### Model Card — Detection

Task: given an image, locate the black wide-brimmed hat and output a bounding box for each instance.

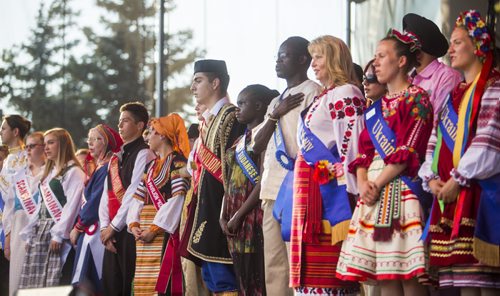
[403,13,449,57]
[193,59,228,76]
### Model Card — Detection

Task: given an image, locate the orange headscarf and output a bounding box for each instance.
[150,113,190,158]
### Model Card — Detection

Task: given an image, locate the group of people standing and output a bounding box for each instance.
[0,8,499,296]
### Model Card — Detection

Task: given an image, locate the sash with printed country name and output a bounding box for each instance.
[296,111,352,244]
[197,142,223,183]
[431,80,500,265]
[273,89,296,171]
[13,170,39,217]
[39,177,66,222]
[145,157,172,212]
[235,131,260,185]
[365,100,430,236]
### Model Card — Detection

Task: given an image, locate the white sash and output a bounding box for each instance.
[39,178,64,222]
[14,170,38,216]
[145,159,171,212]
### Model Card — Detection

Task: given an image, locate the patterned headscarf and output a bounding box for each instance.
[386,28,422,53]
[94,124,123,153]
[150,113,190,158]
[455,10,492,61]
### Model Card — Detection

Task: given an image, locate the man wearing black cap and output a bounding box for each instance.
[403,13,462,115]
[182,59,245,295]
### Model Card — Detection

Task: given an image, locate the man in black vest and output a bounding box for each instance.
[182,60,245,295]
[99,102,155,296]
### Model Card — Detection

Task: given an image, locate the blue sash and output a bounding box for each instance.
[235,131,260,185]
[438,96,458,153]
[273,90,295,171]
[272,170,294,241]
[272,89,296,241]
[297,110,352,229]
[475,174,500,257]
[364,100,431,205]
[437,96,500,258]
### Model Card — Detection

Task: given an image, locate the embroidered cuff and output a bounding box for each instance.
[150,224,164,235]
[450,168,470,187]
[110,222,120,232]
[384,146,420,177]
[129,222,140,230]
[422,174,440,193]
[348,153,373,174]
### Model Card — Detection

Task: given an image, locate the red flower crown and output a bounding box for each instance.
[455,10,492,61]
[386,28,422,53]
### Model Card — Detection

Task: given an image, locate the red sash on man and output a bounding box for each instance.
[107,155,125,220]
[196,142,223,184]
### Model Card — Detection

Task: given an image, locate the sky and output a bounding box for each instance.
[0,0,347,115]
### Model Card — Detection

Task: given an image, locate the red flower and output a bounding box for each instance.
[345,130,352,137]
[344,97,352,105]
[313,162,331,185]
[345,106,355,116]
[328,102,334,110]
[337,110,345,119]
[330,111,336,119]
[353,97,361,106]
[335,101,344,110]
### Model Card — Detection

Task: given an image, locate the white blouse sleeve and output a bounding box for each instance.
[455,82,500,182]
[50,166,86,243]
[126,196,144,230]
[329,86,365,195]
[98,176,110,230]
[418,121,439,192]
[152,195,185,234]
[110,149,152,231]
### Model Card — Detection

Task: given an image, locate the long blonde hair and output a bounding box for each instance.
[42,128,81,181]
[308,35,360,88]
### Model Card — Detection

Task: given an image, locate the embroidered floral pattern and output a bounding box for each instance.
[329,96,364,120]
[305,96,322,127]
[192,221,207,244]
[295,286,359,295]
[406,92,432,121]
[340,119,355,162]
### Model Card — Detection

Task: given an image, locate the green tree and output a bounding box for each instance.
[0,0,201,147]
[83,0,202,126]
[0,0,100,146]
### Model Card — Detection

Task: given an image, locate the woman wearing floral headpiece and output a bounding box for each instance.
[418,10,500,293]
[336,29,433,295]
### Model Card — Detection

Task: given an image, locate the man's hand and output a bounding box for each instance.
[104,240,117,254]
[271,93,305,119]
[100,226,116,244]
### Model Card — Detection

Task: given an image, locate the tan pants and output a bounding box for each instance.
[181,257,210,296]
[262,199,293,296]
[180,187,210,296]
